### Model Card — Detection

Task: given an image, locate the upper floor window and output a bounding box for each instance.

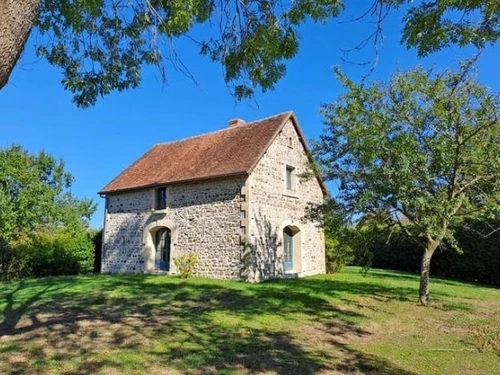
[155,187,167,210]
[286,165,296,192]
[287,136,293,148]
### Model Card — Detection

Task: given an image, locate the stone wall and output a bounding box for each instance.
[246,119,326,282]
[102,177,245,279]
[102,118,325,282]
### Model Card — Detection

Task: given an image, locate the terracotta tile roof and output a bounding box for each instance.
[99,111,327,195]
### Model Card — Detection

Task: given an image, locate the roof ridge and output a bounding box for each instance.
[154,111,293,148]
[245,110,293,125]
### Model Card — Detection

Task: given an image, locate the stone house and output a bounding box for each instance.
[99,111,327,282]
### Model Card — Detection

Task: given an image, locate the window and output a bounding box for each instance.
[286,165,295,192]
[283,225,301,273]
[283,227,294,271]
[288,136,293,148]
[154,227,171,271]
[155,187,167,210]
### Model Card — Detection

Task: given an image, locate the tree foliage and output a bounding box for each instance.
[32,0,342,107]
[0,145,95,241]
[313,61,500,304]
[3,1,500,107]
[395,0,500,56]
[0,145,96,279]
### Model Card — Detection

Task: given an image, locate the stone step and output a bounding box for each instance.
[148,270,171,275]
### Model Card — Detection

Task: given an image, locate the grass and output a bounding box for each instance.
[0,267,499,375]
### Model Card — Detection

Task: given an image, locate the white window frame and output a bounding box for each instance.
[284,165,297,197]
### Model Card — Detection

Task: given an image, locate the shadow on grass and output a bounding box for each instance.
[267,274,419,302]
[434,302,475,313]
[0,275,420,375]
[360,267,500,292]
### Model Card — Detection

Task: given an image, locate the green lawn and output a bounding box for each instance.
[0,267,499,375]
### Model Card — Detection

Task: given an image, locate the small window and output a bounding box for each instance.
[288,136,293,148]
[155,187,167,210]
[286,166,295,192]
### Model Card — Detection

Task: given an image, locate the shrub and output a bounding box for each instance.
[0,234,33,281]
[471,325,500,353]
[325,236,354,273]
[174,253,199,279]
[90,229,103,273]
[0,229,95,281]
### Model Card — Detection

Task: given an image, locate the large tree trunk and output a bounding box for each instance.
[418,238,440,306]
[0,0,41,91]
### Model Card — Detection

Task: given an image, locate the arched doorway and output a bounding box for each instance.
[283,225,301,273]
[154,227,171,271]
[143,219,177,273]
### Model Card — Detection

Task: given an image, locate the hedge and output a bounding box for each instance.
[0,229,96,281]
[353,219,500,286]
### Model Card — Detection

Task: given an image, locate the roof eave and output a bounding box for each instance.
[99,170,249,196]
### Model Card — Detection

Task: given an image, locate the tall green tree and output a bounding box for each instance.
[0,145,95,241]
[1,1,500,107]
[313,62,500,305]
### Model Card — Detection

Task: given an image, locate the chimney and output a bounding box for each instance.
[228,118,246,128]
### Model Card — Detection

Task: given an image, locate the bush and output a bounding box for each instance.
[91,229,103,273]
[471,325,500,353]
[0,229,95,281]
[0,234,32,281]
[174,253,199,279]
[325,236,354,273]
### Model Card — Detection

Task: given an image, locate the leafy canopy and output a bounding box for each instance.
[32,0,500,107]
[395,0,500,56]
[313,61,500,248]
[35,0,342,107]
[0,145,96,241]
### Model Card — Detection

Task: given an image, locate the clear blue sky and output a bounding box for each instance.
[1,6,499,228]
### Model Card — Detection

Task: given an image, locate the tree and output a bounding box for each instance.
[390,0,500,57]
[0,145,96,279]
[1,1,500,107]
[313,62,500,305]
[0,145,95,241]
[1,0,341,107]
[0,1,40,91]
